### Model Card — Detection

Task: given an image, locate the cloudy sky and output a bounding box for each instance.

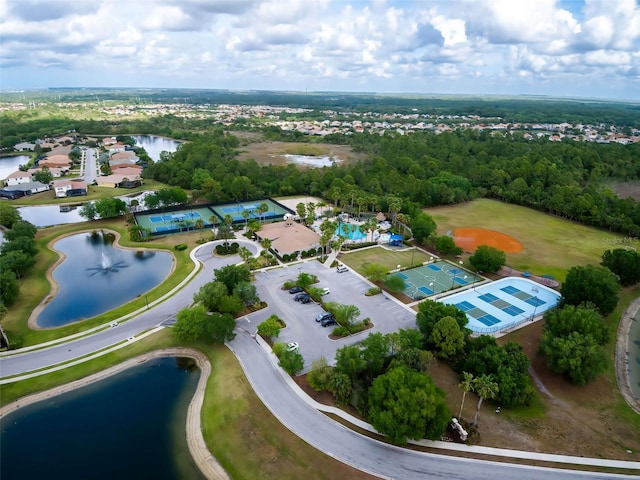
[1,0,639,100]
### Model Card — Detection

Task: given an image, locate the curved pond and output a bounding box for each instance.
[37,231,173,328]
[0,154,30,181]
[131,135,181,162]
[0,357,204,480]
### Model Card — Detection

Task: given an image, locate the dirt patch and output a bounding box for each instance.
[236,141,367,168]
[453,227,524,253]
[294,322,640,461]
[606,181,640,202]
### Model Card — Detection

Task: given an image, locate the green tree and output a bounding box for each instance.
[1,236,37,257]
[329,371,353,404]
[94,197,127,219]
[3,220,37,241]
[334,344,366,383]
[561,264,620,316]
[33,167,53,184]
[325,303,360,329]
[360,332,390,379]
[233,281,258,306]
[278,349,304,375]
[368,366,450,443]
[434,235,463,255]
[410,212,437,244]
[469,245,506,273]
[128,225,151,242]
[416,300,469,344]
[429,316,466,361]
[0,250,36,278]
[79,202,98,221]
[173,305,212,342]
[362,262,389,282]
[209,312,237,343]
[214,264,251,294]
[0,270,20,305]
[383,274,406,293]
[472,374,499,426]
[307,357,333,391]
[257,315,282,339]
[539,331,607,386]
[542,305,609,346]
[458,372,475,420]
[193,281,228,312]
[601,248,640,286]
[0,203,21,228]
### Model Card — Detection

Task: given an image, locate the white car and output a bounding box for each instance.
[286,342,299,352]
[321,287,330,295]
[336,265,348,273]
[109,321,119,328]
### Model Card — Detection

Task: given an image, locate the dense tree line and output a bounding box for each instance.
[140,129,640,237]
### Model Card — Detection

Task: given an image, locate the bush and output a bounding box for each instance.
[332,326,350,337]
[366,287,382,296]
[174,243,188,251]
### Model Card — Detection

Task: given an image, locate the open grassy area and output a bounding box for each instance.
[11,179,170,206]
[1,218,200,347]
[426,198,627,282]
[339,246,435,272]
[1,331,372,480]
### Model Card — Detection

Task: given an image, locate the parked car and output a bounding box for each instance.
[109,321,119,328]
[315,312,334,322]
[287,342,299,352]
[321,287,331,295]
[299,296,312,304]
[294,292,311,302]
[289,286,304,294]
[336,265,348,273]
[321,317,338,327]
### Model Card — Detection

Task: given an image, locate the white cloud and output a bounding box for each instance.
[0,0,638,99]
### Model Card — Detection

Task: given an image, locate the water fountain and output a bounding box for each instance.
[85,252,129,276]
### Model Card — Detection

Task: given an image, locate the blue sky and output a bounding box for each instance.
[1,0,639,100]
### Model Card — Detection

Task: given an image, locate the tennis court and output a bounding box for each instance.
[210,199,291,223]
[439,277,561,334]
[393,260,482,300]
[135,207,215,234]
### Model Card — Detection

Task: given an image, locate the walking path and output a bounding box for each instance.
[615,296,640,414]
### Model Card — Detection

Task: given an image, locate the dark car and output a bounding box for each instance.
[289,286,304,294]
[299,295,312,304]
[315,311,333,322]
[294,293,311,302]
[321,317,338,327]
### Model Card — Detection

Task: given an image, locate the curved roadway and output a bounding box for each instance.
[0,240,634,479]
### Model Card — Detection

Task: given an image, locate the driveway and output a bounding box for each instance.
[247,260,416,371]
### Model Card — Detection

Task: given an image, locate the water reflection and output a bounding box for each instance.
[37,231,173,328]
[132,135,181,162]
[0,154,30,181]
[0,357,204,480]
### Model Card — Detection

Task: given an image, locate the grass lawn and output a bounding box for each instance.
[339,246,435,273]
[1,331,373,480]
[11,179,170,206]
[1,218,201,347]
[426,198,627,282]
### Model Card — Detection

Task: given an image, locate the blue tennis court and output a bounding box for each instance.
[440,277,561,334]
[210,199,291,223]
[135,206,216,235]
[427,264,442,271]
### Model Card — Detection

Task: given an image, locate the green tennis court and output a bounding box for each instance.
[135,206,215,234]
[393,260,481,300]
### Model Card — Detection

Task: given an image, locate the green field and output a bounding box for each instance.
[339,246,434,273]
[426,199,628,282]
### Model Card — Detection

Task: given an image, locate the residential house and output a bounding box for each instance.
[0,181,50,199]
[4,170,32,186]
[14,142,36,151]
[52,179,88,197]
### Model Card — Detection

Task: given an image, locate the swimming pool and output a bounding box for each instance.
[335,223,367,241]
[439,277,561,334]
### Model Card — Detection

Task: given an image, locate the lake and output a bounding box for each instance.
[37,232,173,328]
[132,135,181,162]
[0,154,30,181]
[0,357,205,480]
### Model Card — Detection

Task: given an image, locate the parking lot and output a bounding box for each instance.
[246,260,417,372]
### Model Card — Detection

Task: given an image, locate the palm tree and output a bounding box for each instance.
[241,208,250,230]
[260,237,272,253]
[458,372,475,420]
[472,374,499,426]
[257,202,269,223]
[194,218,204,239]
[208,215,219,234]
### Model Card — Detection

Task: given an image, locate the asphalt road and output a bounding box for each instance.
[0,240,255,377]
[229,330,624,480]
[0,242,630,479]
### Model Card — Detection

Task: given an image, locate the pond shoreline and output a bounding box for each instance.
[0,348,229,480]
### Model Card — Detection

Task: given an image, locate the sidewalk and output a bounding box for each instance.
[252,334,640,472]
